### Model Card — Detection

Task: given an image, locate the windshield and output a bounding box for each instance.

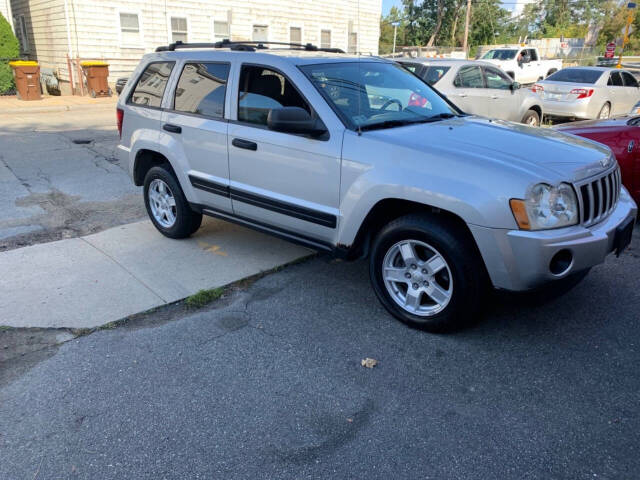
[300,62,457,130]
[482,49,517,60]
[545,68,604,84]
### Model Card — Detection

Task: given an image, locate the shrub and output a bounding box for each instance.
[0,13,20,94]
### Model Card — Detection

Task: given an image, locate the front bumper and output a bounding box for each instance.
[469,187,637,291]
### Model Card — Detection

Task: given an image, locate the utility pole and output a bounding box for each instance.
[462,0,472,58]
[617,2,636,69]
[392,21,400,55]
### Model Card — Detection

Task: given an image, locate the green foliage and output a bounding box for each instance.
[0,13,19,93]
[185,287,225,309]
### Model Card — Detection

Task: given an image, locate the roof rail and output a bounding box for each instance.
[156,39,345,54]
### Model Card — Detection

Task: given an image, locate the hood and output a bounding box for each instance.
[366,116,613,183]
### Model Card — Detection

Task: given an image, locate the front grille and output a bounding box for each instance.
[576,167,621,227]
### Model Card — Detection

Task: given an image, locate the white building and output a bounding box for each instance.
[8,0,382,88]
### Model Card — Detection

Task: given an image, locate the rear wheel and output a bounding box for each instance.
[598,103,611,119]
[521,109,540,127]
[144,165,202,239]
[369,214,486,332]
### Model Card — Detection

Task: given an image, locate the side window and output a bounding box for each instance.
[401,63,418,73]
[173,62,230,118]
[130,62,175,108]
[528,49,538,61]
[610,72,624,86]
[484,67,512,89]
[622,72,639,88]
[238,65,310,126]
[453,66,484,88]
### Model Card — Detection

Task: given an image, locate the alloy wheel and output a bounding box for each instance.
[148,179,177,228]
[382,239,453,316]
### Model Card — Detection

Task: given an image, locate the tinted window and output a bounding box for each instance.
[130,62,174,108]
[546,68,603,84]
[484,66,512,89]
[482,49,517,60]
[454,66,484,88]
[526,49,538,61]
[621,71,639,87]
[609,72,623,86]
[422,66,450,85]
[174,62,230,118]
[238,66,310,126]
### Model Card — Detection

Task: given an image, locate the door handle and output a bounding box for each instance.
[232,138,258,151]
[457,93,467,98]
[163,124,182,134]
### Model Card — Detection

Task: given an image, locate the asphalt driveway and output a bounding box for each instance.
[1,226,639,479]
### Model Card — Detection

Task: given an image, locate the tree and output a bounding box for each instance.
[0,13,20,94]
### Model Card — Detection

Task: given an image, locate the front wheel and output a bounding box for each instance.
[521,109,540,127]
[369,214,486,332]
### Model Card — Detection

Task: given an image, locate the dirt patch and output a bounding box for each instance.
[0,189,146,252]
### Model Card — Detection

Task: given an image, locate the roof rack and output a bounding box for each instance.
[156,39,345,54]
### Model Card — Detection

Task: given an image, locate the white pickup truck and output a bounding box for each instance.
[480,46,562,85]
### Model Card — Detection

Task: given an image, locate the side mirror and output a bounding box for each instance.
[267,107,326,136]
[510,81,521,91]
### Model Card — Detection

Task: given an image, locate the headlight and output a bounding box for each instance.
[631,101,640,115]
[510,183,579,230]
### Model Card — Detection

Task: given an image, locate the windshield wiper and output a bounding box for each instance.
[359,113,458,132]
[420,112,457,123]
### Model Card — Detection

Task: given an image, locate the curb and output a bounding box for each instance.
[2,104,117,115]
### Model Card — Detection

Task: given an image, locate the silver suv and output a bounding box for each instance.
[117,41,637,332]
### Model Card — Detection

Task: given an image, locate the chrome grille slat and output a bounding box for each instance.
[575,166,620,227]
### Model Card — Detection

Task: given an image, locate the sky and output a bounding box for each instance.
[381,0,532,16]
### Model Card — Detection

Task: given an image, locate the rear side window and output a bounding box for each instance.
[173,62,230,118]
[608,72,624,86]
[129,62,175,108]
[621,71,639,87]
[546,68,603,84]
[454,66,484,88]
[238,65,310,126]
[422,66,450,85]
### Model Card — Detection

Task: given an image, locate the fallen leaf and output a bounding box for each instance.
[361,357,378,368]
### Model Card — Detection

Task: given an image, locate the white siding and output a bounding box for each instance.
[10,0,382,85]
[1,0,13,31]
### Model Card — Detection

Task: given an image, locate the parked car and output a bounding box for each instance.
[115,77,128,95]
[399,59,543,126]
[555,115,640,205]
[535,67,640,120]
[117,42,637,332]
[480,46,562,84]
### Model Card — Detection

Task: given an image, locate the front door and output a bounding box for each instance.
[482,66,519,121]
[227,64,342,244]
[162,61,232,213]
[450,65,489,116]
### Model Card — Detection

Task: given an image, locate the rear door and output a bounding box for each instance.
[227,64,342,244]
[621,71,640,112]
[608,71,626,115]
[450,65,488,116]
[162,61,232,212]
[482,65,519,121]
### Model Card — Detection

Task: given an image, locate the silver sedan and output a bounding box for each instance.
[398,58,544,126]
[536,66,640,120]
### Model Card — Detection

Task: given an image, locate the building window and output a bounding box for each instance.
[171,17,188,43]
[252,25,268,42]
[290,26,301,44]
[348,32,358,53]
[320,29,331,49]
[213,20,229,42]
[119,12,141,47]
[15,15,29,52]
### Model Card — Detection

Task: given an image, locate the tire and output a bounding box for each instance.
[598,103,611,119]
[369,213,487,333]
[143,165,202,239]
[521,109,540,127]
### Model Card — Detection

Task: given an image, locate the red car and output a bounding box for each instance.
[556,116,640,205]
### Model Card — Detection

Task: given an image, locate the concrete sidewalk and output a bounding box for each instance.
[0,218,312,329]
[0,95,117,115]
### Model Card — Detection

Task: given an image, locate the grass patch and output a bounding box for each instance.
[185,287,225,309]
[0,325,13,331]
